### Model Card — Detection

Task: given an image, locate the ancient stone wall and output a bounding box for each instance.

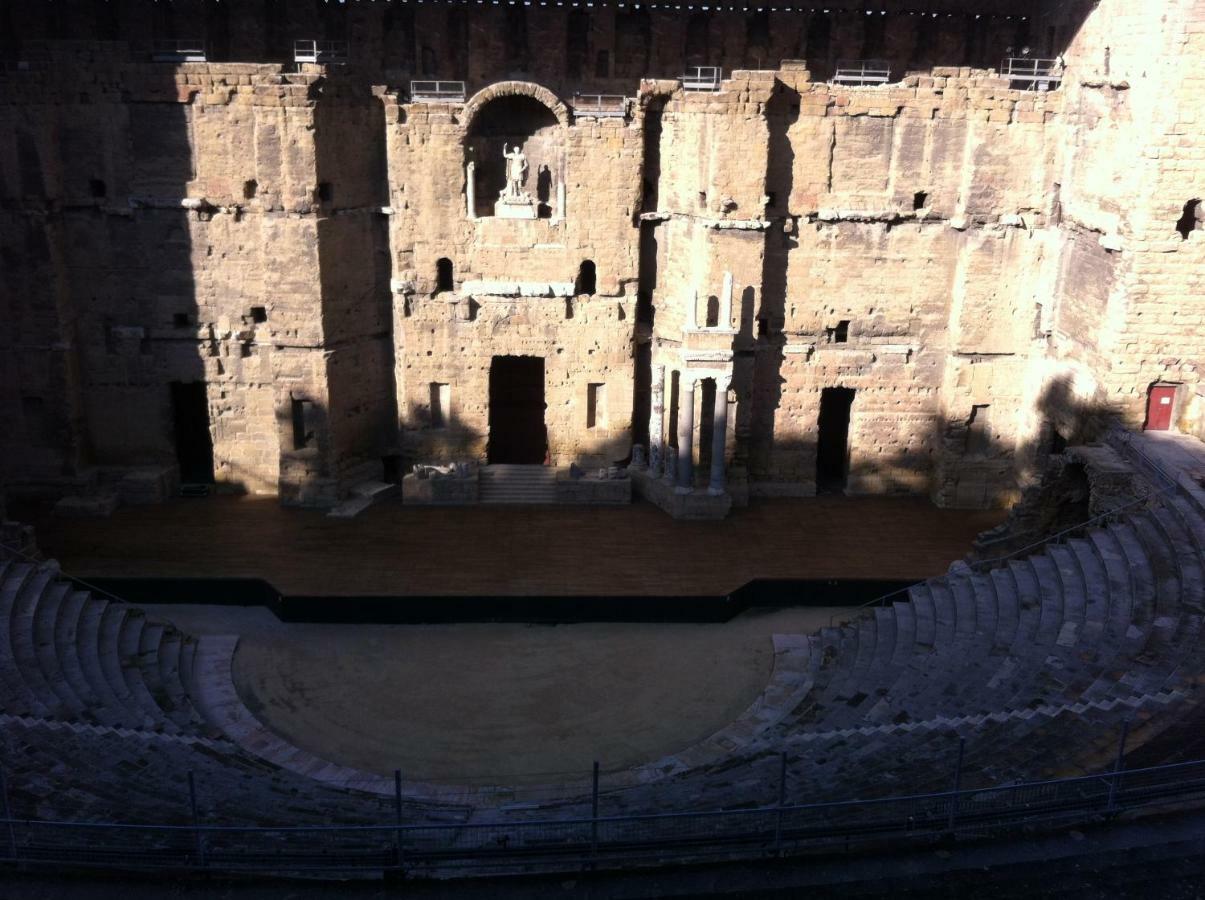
[0,0,1198,513]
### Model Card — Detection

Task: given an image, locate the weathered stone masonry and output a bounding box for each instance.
[0,0,1200,514]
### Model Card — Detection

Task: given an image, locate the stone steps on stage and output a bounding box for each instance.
[479,464,557,504]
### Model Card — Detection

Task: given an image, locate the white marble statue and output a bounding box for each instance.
[502,144,529,199]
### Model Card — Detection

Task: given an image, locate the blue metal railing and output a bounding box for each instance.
[2,753,1205,876]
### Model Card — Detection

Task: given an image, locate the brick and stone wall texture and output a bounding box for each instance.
[0,0,1198,508]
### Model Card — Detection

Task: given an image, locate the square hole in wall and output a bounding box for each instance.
[250,306,267,324]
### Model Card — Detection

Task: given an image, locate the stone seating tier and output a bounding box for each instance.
[0,496,1201,852]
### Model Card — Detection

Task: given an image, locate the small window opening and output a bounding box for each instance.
[587,383,606,429]
[833,320,850,343]
[576,260,596,296]
[173,313,191,328]
[913,191,928,211]
[435,257,454,293]
[291,397,315,450]
[706,295,720,327]
[429,382,450,428]
[698,191,708,208]
[1175,199,1202,240]
[250,306,267,324]
[89,178,106,198]
[317,182,333,203]
[243,179,258,200]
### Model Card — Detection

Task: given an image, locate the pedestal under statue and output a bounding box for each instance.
[495,144,539,220]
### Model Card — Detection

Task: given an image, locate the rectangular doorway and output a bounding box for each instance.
[488,356,546,464]
[816,387,855,494]
[170,381,215,484]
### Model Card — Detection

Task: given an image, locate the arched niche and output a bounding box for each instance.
[463,82,569,220]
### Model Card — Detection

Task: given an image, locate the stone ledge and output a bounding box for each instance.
[631,469,732,520]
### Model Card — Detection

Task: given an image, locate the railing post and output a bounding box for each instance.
[947,737,965,834]
[1107,720,1130,814]
[188,771,206,867]
[394,769,405,869]
[0,765,17,862]
[773,751,787,856]
[590,761,600,863]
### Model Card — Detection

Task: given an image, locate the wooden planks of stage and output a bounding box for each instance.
[18,495,1006,598]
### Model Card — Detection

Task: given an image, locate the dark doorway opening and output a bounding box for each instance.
[488,356,547,464]
[170,382,215,484]
[816,387,854,494]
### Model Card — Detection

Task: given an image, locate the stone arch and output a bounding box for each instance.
[461,81,571,134]
[464,82,569,219]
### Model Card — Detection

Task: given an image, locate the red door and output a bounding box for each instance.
[1145,385,1176,431]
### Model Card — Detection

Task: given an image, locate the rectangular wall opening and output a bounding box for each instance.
[816,386,855,494]
[430,382,450,428]
[170,381,215,484]
[587,383,606,429]
[488,356,546,464]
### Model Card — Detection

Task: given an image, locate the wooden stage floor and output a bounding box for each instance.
[17,495,1006,597]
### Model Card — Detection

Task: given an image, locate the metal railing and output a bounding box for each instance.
[832,59,892,86]
[409,80,467,103]
[1000,57,1063,91]
[681,66,722,91]
[571,93,628,118]
[3,748,1205,877]
[150,40,207,63]
[293,39,349,65]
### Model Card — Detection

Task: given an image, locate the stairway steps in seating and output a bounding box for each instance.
[968,572,999,647]
[33,580,87,715]
[75,596,126,724]
[1131,515,1182,622]
[1113,522,1157,629]
[1027,555,1066,647]
[10,565,66,717]
[1067,538,1108,627]
[1006,560,1042,653]
[948,575,978,639]
[156,629,203,729]
[1155,507,1205,609]
[929,581,957,649]
[119,611,176,732]
[910,585,936,649]
[1087,528,1135,638]
[1170,496,1205,554]
[1047,544,1087,643]
[137,621,173,720]
[890,601,916,665]
[54,588,97,711]
[989,567,1020,651]
[98,605,144,722]
[0,563,47,715]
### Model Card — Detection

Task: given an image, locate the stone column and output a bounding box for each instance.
[708,375,731,495]
[720,271,733,329]
[466,162,476,219]
[676,375,696,492]
[648,363,665,476]
[556,179,567,221]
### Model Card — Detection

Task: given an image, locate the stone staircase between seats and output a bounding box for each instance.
[479,464,557,504]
